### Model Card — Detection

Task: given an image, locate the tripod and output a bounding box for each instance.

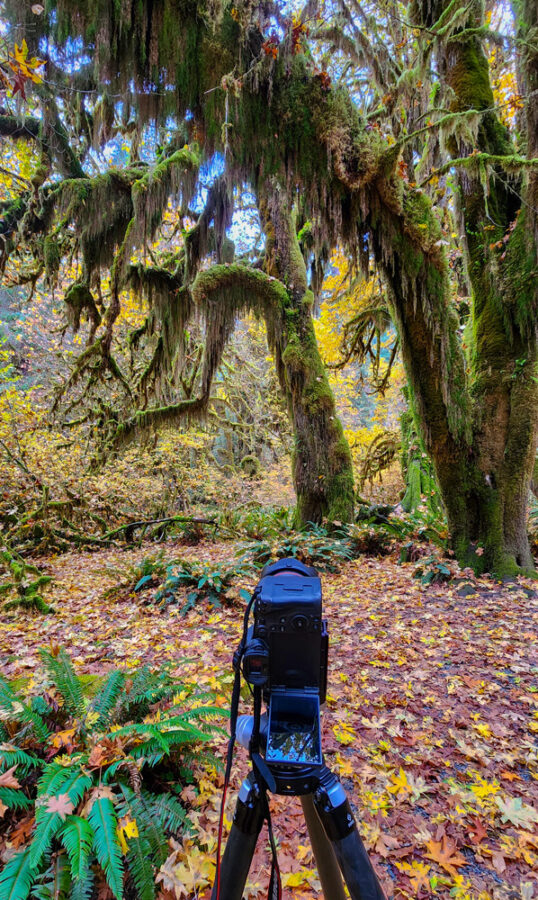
[211,761,387,900]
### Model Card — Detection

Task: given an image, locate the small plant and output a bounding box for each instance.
[131,550,170,592]
[0,548,54,614]
[0,647,224,900]
[217,505,295,541]
[412,554,453,585]
[239,523,353,572]
[342,522,392,557]
[150,558,249,613]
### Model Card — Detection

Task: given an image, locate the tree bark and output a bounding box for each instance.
[259,183,355,526]
[400,0,538,574]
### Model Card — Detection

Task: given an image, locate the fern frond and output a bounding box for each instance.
[29,811,64,870]
[39,649,84,717]
[60,816,94,880]
[146,792,191,836]
[0,847,34,900]
[0,786,32,810]
[88,797,124,900]
[118,668,179,719]
[0,747,39,773]
[89,671,125,729]
[37,765,72,799]
[126,836,155,900]
[59,769,93,806]
[117,786,168,868]
[0,685,49,743]
[69,866,93,900]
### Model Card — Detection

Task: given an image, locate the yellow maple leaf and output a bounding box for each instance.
[332,722,356,745]
[117,816,139,854]
[388,767,412,797]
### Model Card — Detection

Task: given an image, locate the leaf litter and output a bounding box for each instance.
[0,540,537,899]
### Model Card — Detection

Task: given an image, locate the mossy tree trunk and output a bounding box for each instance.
[388,0,538,574]
[259,183,355,526]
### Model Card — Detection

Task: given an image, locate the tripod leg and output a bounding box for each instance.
[301,794,348,900]
[313,772,387,900]
[211,776,264,900]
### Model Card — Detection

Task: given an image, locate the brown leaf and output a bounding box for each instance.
[10,815,35,847]
[0,765,21,789]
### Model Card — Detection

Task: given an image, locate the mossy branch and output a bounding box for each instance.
[419,153,538,186]
[114,397,208,447]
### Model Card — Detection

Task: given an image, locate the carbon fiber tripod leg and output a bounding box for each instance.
[313,769,387,900]
[300,794,348,900]
[210,776,264,900]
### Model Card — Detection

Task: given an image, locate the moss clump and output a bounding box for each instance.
[240,455,260,477]
[44,235,61,282]
[64,282,101,334]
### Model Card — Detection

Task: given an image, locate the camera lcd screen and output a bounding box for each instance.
[266,693,322,766]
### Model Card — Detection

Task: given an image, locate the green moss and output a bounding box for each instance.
[64,282,101,333]
[44,235,61,281]
[281,333,306,373]
[501,209,538,337]
[192,263,289,310]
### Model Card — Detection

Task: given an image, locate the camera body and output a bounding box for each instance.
[242,558,328,768]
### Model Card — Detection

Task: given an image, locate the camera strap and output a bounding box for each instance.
[215,592,257,900]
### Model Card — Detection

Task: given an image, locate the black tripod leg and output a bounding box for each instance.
[313,772,387,900]
[301,794,348,900]
[211,776,265,900]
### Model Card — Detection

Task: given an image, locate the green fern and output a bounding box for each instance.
[1,648,224,900]
[89,670,125,729]
[39,648,85,717]
[37,765,73,799]
[60,816,94,880]
[0,786,32,810]
[58,769,92,806]
[117,787,168,868]
[0,679,49,742]
[88,797,124,900]
[125,835,155,900]
[147,792,190,835]
[0,847,33,900]
[29,811,64,870]
[0,746,38,773]
[69,866,93,900]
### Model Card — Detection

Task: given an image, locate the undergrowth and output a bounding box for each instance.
[0,647,225,900]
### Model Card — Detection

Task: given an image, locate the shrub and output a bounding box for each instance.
[412,554,453,585]
[0,549,54,614]
[0,648,225,900]
[146,558,249,613]
[217,505,294,541]
[239,523,353,572]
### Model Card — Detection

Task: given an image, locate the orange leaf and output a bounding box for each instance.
[425,836,466,877]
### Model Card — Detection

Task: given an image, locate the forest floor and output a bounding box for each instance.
[1,539,537,900]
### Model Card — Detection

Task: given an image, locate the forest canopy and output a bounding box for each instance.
[0,0,537,575]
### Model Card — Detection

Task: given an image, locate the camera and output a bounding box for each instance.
[238,557,328,768]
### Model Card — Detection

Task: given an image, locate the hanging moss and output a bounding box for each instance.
[132,145,200,241]
[64,282,101,335]
[43,235,61,283]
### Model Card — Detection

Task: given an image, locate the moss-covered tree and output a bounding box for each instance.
[0,0,536,569]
